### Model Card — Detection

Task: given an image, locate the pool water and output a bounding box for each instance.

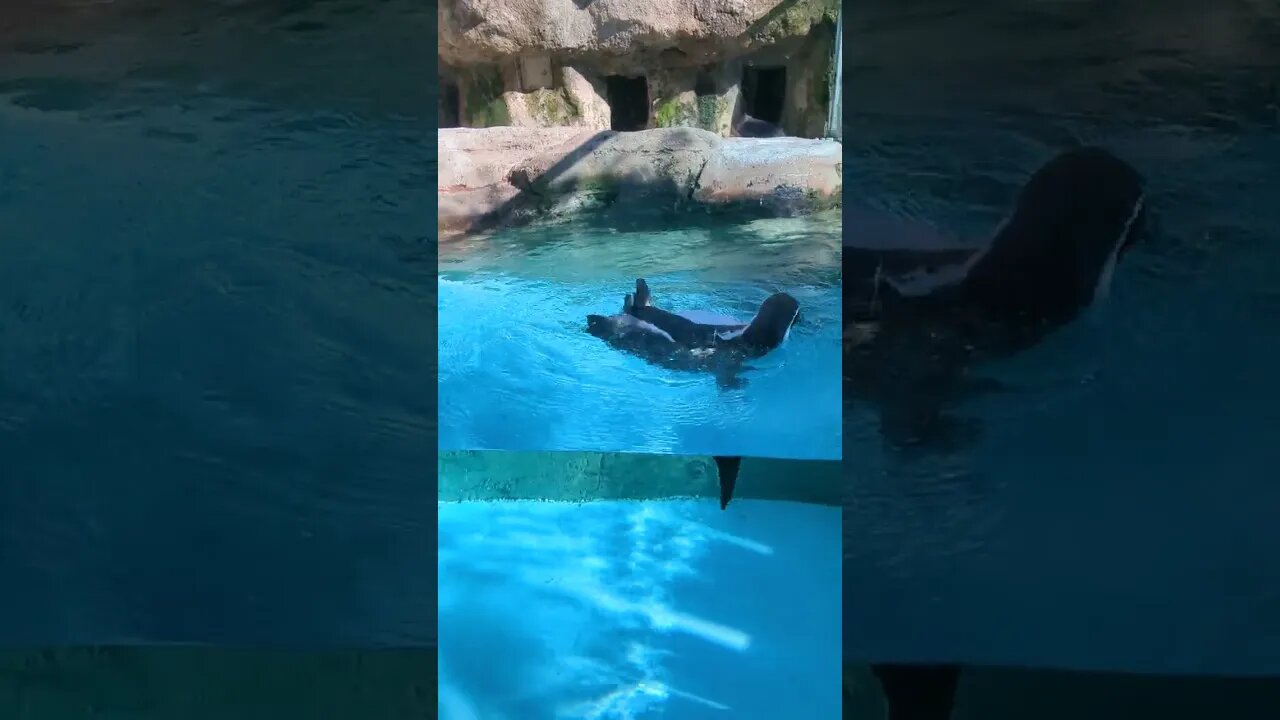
[843,0,1280,674]
[0,0,435,645]
[438,213,843,460]
[438,498,841,719]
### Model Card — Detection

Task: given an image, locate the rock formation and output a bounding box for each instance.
[437,0,839,139]
[438,126,841,236]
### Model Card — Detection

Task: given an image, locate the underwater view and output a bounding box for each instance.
[843,0,1280,676]
[0,1,435,645]
[438,451,841,720]
[438,213,842,460]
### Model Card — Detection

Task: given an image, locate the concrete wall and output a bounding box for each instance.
[0,648,433,718]
[439,450,841,506]
[844,664,1280,720]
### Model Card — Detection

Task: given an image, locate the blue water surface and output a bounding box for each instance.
[0,0,436,646]
[438,498,841,720]
[843,0,1280,675]
[439,213,842,460]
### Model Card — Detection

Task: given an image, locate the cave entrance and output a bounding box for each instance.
[695,69,717,97]
[741,65,786,126]
[440,80,461,128]
[605,75,649,131]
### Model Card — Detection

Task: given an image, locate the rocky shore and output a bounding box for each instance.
[439,126,842,237]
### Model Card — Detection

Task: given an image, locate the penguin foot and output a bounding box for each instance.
[634,278,651,309]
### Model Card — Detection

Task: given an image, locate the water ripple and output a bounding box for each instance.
[439,218,841,459]
[0,0,435,646]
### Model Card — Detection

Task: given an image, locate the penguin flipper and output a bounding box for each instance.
[712,456,741,510]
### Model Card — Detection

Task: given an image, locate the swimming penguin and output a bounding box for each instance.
[713,456,741,510]
[586,278,801,388]
[844,146,1147,449]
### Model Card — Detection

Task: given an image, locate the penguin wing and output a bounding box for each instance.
[845,251,973,325]
[676,309,747,327]
[605,314,677,344]
[843,205,966,252]
[626,317,677,343]
[844,206,977,318]
[881,262,971,297]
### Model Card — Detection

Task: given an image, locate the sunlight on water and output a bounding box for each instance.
[438,499,840,719]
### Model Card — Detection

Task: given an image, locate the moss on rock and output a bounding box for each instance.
[655,96,698,128]
[750,0,839,44]
[559,175,621,198]
[464,65,509,127]
[524,87,579,126]
[805,186,842,210]
[696,95,719,130]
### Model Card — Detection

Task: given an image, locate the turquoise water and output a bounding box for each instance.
[843,0,1280,675]
[0,0,435,645]
[439,213,842,460]
[438,498,841,719]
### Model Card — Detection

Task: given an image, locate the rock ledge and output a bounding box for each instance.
[438,126,842,236]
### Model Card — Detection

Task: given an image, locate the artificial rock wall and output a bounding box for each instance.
[438,0,839,138]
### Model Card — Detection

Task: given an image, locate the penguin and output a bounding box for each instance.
[844,147,1147,449]
[587,278,800,388]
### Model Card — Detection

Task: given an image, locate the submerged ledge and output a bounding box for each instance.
[438,126,842,238]
[438,450,841,506]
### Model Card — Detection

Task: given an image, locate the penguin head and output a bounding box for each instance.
[962,146,1147,332]
[742,292,801,351]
